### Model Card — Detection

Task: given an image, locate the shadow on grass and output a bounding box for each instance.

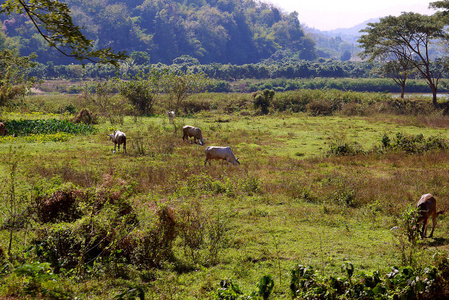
[426,237,449,247]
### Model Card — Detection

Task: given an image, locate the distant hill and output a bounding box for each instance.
[303,19,379,61]
[324,18,380,38]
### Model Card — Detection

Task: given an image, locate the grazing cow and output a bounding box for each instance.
[204,146,240,166]
[108,130,126,153]
[416,193,444,238]
[183,125,205,145]
[0,122,7,136]
[167,111,175,119]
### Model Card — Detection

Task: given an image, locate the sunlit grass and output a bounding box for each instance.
[1,97,449,298]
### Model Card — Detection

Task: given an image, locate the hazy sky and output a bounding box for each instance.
[267,0,435,31]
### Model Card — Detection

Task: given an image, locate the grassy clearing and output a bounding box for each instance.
[1,92,449,298]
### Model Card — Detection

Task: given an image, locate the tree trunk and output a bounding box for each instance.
[431,85,438,108]
[432,92,438,108]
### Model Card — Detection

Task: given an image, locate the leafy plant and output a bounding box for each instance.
[5,119,96,136]
[256,275,274,300]
[216,278,244,300]
[13,262,73,299]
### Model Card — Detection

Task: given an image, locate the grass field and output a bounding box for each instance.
[1,91,449,299]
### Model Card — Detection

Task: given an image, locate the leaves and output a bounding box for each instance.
[1,0,126,65]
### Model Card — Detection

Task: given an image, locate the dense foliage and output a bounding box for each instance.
[0,0,125,65]
[0,0,316,65]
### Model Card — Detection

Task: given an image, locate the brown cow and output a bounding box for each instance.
[0,122,7,136]
[416,193,444,238]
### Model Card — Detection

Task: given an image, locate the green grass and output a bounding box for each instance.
[1,94,449,299]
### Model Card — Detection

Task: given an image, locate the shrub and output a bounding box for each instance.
[253,89,275,114]
[327,141,364,156]
[120,78,157,116]
[306,99,334,116]
[129,206,177,269]
[34,190,83,223]
[378,132,449,154]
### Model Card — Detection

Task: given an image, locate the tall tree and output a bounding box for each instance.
[0,0,126,65]
[358,12,449,106]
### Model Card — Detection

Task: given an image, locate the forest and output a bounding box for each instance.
[0,0,317,65]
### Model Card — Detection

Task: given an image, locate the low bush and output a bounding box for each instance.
[378,132,449,154]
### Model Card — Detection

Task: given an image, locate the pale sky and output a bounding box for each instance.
[267,0,435,31]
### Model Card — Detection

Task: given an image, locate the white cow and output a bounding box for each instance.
[204,146,240,166]
[108,130,126,153]
[183,125,205,145]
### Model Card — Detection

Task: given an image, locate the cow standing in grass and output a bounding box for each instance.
[183,125,205,145]
[0,122,7,136]
[108,130,126,153]
[204,146,240,166]
[417,193,444,238]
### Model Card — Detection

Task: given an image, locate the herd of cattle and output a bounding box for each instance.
[106,122,442,239]
[0,118,443,238]
[108,121,240,166]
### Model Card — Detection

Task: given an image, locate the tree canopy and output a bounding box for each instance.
[0,0,126,65]
[358,12,449,106]
[0,0,317,65]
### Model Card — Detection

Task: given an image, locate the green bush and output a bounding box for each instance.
[380,132,449,154]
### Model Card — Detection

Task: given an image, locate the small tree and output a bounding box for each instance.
[253,89,275,114]
[0,50,38,106]
[161,72,210,114]
[378,59,415,99]
[81,81,131,124]
[119,71,162,116]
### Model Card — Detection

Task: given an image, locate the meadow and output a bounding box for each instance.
[1,89,449,299]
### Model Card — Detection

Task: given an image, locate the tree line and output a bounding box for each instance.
[27,55,374,81]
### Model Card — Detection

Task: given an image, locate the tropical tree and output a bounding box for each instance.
[379,60,415,98]
[358,12,449,106]
[0,0,126,65]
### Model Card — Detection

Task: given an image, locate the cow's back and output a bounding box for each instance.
[206,146,230,156]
